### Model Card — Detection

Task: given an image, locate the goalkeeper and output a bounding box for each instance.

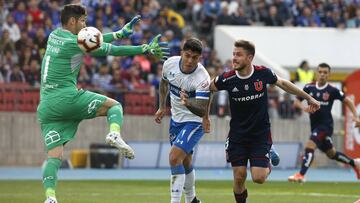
[38,4,169,203]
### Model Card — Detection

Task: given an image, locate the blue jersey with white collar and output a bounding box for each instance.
[299,82,345,131]
[214,65,278,143]
[162,56,210,123]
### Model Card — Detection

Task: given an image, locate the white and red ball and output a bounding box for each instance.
[77,27,103,53]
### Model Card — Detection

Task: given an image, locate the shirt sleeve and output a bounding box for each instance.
[162,59,170,81]
[333,88,345,101]
[265,68,278,84]
[195,75,211,100]
[214,73,226,91]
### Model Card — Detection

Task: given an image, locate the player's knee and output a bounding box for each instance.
[234,172,247,183]
[326,151,336,159]
[169,154,182,167]
[252,175,266,184]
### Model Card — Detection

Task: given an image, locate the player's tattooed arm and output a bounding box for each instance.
[155,78,169,124]
[180,90,208,117]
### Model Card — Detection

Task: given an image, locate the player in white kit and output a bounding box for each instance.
[155,38,211,203]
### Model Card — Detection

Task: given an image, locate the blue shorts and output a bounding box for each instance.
[169,119,204,154]
[225,137,271,168]
[310,128,333,152]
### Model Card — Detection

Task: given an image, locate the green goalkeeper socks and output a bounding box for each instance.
[42,157,61,198]
[107,104,124,133]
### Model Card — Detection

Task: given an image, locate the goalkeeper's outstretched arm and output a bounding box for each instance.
[91,34,170,60]
[102,15,141,43]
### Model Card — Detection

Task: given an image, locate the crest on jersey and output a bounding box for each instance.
[244,84,249,91]
[254,81,263,92]
[323,92,330,101]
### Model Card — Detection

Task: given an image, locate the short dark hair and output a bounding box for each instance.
[60,4,87,25]
[234,40,255,56]
[182,38,202,54]
[318,63,331,71]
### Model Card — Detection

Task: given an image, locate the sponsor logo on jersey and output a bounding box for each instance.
[244,84,249,91]
[232,92,265,102]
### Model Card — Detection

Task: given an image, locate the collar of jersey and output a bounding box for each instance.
[179,58,198,75]
[235,65,254,79]
[316,82,328,90]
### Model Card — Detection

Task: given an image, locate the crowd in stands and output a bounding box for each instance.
[0,0,356,116]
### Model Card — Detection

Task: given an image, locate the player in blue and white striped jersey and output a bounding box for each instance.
[155,38,211,203]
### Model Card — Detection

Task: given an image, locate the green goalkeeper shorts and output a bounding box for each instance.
[37,89,107,151]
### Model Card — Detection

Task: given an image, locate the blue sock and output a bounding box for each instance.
[171,165,185,175]
[185,165,193,175]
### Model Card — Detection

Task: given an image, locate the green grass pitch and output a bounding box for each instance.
[0,180,359,203]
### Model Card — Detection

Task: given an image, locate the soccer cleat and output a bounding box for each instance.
[288,172,305,183]
[352,158,360,179]
[191,197,202,203]
[270,146,280,166]
[44,196,57,203]
[105,132,135,159]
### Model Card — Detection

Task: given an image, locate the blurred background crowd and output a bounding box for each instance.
[1,0,359,117]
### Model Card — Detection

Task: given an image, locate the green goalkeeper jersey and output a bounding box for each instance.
[40,28,111,100]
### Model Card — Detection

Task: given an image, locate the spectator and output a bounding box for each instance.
[0,71,4,83]
[25,59,40,87]
[92,64,112,90]
[28,0,44,27]
[6,64,25,83]
[264,5,283,26]
[294,60,315,84]
[278,93,296,119]
[164,30,181,56]
[231,6,253,25]
[295,6,321,27]
[2,15,21,42]
[11,1,28,29]
[78,64,92,87]
[0,0,9,26]
[0,29,16,57]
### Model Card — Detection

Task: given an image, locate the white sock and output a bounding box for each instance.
[184,169,196,203]
[170,174,185,203]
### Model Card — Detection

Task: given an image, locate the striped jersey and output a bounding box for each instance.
[162,56,210,123]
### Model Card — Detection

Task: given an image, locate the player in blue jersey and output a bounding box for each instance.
[155,38,211,203]
[209,40,320,203]
[288,63,360,183]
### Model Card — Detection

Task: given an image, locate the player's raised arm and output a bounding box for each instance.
[275,77,320,113]
[343,97,360,127]
[102,15,141,43]
[91,34,170,61]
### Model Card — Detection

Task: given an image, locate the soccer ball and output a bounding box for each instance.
[77,27,103,53]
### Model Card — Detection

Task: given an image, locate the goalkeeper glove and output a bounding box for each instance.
[114,15,141,39]
[141,34,170,61]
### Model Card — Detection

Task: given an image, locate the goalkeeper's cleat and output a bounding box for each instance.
[352,158,360,179]
[105,132,135,159]
[270,146,280,166]
[191,197,201,203]
[288,172,305,183]
[44,196,57,203]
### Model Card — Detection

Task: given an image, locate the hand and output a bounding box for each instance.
[180,89,189,106]
[306,97,320,113]
[155,108,166,124]
[354,117,360,128]
[202,117,211,133]
[141,34,170,61]
[114,15,141,39]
